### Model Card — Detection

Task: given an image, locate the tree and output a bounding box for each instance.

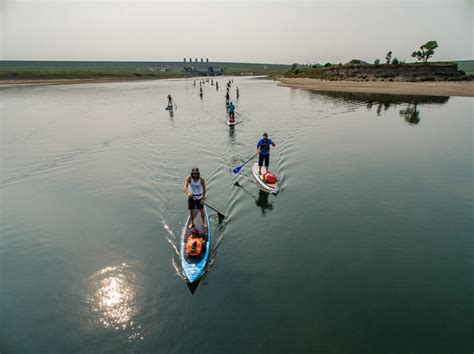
[324,62,332,67]
[385,51,392,64]
[411,41,438,63]
[291,63,298,70]
[374,59,380,66]
[392,57,399,65]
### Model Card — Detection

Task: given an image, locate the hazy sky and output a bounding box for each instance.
[1,0,472,63]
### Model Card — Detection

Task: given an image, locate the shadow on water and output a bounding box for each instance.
[314,90,450,126]
[228,125,235,141]
[234,181,274,216]
[186,279,201,294]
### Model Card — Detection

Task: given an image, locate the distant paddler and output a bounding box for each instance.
[166,94,175,110]
[216,81,219,90]
[257,132,276,175]
[228,102,235,123]
[193,80,196,87]
[184,167,207,229]
[225,91,230,106]
[200,87,203,98]
[236,86,240,98]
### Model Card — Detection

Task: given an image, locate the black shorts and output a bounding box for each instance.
[258,154,270,167]
[188,197,204,210]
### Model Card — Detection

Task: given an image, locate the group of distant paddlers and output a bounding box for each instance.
[167,80,279,283]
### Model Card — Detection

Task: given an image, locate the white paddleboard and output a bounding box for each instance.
[251,163,279,194]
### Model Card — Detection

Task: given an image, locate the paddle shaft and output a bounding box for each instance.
[234,145,272,173]
[236,151,259,171]
[201,201,225,219]
[192,197,225,219]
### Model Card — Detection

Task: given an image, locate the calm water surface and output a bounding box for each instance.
[1,78,472,353]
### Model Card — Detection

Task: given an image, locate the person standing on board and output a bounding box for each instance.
[167,94,174,109]
[228,102,235,123]
[184,168,207,229]
[216,81,219,90]
[225,91,230,106]
[256,132,275,175]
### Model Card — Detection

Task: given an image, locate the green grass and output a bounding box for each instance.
[0,67,192,80]
[0,61,290,80]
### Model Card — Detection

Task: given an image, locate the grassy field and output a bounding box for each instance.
[0,61,290,80]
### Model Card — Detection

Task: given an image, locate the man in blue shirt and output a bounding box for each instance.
[256,132,275,175]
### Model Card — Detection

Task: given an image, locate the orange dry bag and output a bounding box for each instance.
[186,235,203,257]
[263,172,277,184]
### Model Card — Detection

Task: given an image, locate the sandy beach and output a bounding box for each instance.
[277,78,474,97]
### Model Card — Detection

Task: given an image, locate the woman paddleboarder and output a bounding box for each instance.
[184,168,207,229]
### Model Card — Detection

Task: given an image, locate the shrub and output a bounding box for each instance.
[392,58,400,65]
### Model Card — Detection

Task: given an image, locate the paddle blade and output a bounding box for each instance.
[232,166,242,174]
[217,212,225,224]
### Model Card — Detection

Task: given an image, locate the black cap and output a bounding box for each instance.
[263,132,268,137]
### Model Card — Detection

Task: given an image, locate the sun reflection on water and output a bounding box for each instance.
[87,263,144,342]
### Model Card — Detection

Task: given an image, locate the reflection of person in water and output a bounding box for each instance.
[255,190,273,216]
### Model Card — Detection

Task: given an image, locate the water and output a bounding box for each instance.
[1,78,472,353]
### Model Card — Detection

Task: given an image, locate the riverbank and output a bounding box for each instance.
[0,77,165,88]
[277,78,474,97]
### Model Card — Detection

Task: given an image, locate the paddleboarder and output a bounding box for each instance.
[228,102,235,123]
[167,94,174,109]
[184,168,207,229]
[225,91,230,106]
[256,133,275,175]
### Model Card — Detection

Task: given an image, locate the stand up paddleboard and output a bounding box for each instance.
[180,206,211,283]
[252,163,279,194]
[227,114,236,126]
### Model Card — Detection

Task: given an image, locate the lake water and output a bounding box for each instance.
[1,78,472,353]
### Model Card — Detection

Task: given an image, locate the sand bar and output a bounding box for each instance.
[277,78,474,97]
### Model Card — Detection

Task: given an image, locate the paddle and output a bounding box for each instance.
[193,197,225,222]
[202,201,225,223]
[232,144,272,174]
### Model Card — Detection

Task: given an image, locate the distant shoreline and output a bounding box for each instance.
[0,77,167,88]
[277,78,474,97]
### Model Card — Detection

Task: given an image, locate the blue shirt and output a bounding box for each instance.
[228,104,235,113]
[257,138,273,155]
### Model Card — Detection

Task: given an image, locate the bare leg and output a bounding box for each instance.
[189,209,195,228]
[200,208,207,228]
